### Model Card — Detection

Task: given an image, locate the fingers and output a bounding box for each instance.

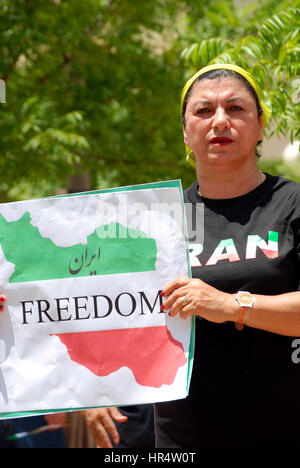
[105,407,128,445]
[109,406,128,423]
[168,294,192,319]
[84,407,127,448]
[85,411,115,448]
[161,278,201,319]
[161,279,189,312]
[161,277,191,298]
[96,416,118,447]
[162,286,191,318]
[161,279,192,312]
[0,295,6,313]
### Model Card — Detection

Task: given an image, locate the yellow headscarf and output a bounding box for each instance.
[181,64,272,168]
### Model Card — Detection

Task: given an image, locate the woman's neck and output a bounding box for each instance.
[196,164,265,199]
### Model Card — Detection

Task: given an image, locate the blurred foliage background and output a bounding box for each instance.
[0,0,299,202]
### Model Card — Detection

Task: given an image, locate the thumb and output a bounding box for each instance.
[109,406,128,423]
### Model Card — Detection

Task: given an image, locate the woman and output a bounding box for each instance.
[155,64,300,448]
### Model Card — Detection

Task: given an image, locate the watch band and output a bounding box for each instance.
[235,291,255,331]
[235,307,247,331]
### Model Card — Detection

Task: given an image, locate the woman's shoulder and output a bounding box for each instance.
[267,172,300,196]
[183,180,198,203]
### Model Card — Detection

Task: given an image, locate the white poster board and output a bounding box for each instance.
[0,180,194,418]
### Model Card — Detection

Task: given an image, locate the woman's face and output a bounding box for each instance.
[183,77,263,168]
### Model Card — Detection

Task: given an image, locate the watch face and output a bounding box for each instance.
[239,293,252,305]
[236,291,254,308]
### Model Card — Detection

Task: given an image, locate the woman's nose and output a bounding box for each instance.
[212,107,230,131]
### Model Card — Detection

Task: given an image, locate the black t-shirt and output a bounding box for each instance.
[154,173,300,448]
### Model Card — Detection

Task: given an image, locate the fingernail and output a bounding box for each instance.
[0,295,6,303]
[160,304,165,310]
[168,311,172,317]
[0,304,4,311]
[160,291,165,297]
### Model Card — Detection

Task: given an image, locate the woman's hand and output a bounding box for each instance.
[83,406,128,448]
[0,295,6,313]
[162,277,238,324]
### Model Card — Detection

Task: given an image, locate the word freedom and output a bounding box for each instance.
[20,289,164,325]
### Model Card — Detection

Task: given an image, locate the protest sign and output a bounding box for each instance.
[0,180,194,418]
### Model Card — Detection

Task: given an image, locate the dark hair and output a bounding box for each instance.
[181,69,263,157]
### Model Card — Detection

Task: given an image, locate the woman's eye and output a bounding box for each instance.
[196,108,212,115]
[228,105,243,111]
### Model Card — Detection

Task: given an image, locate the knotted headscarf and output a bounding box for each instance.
[180,64,272,168]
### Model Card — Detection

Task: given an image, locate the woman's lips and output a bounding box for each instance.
[209,137,234,146]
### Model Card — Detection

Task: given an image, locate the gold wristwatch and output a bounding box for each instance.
[235,291,255,331]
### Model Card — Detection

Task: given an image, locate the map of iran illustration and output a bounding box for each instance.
[0,209,189,390]
[0,212,157,282]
